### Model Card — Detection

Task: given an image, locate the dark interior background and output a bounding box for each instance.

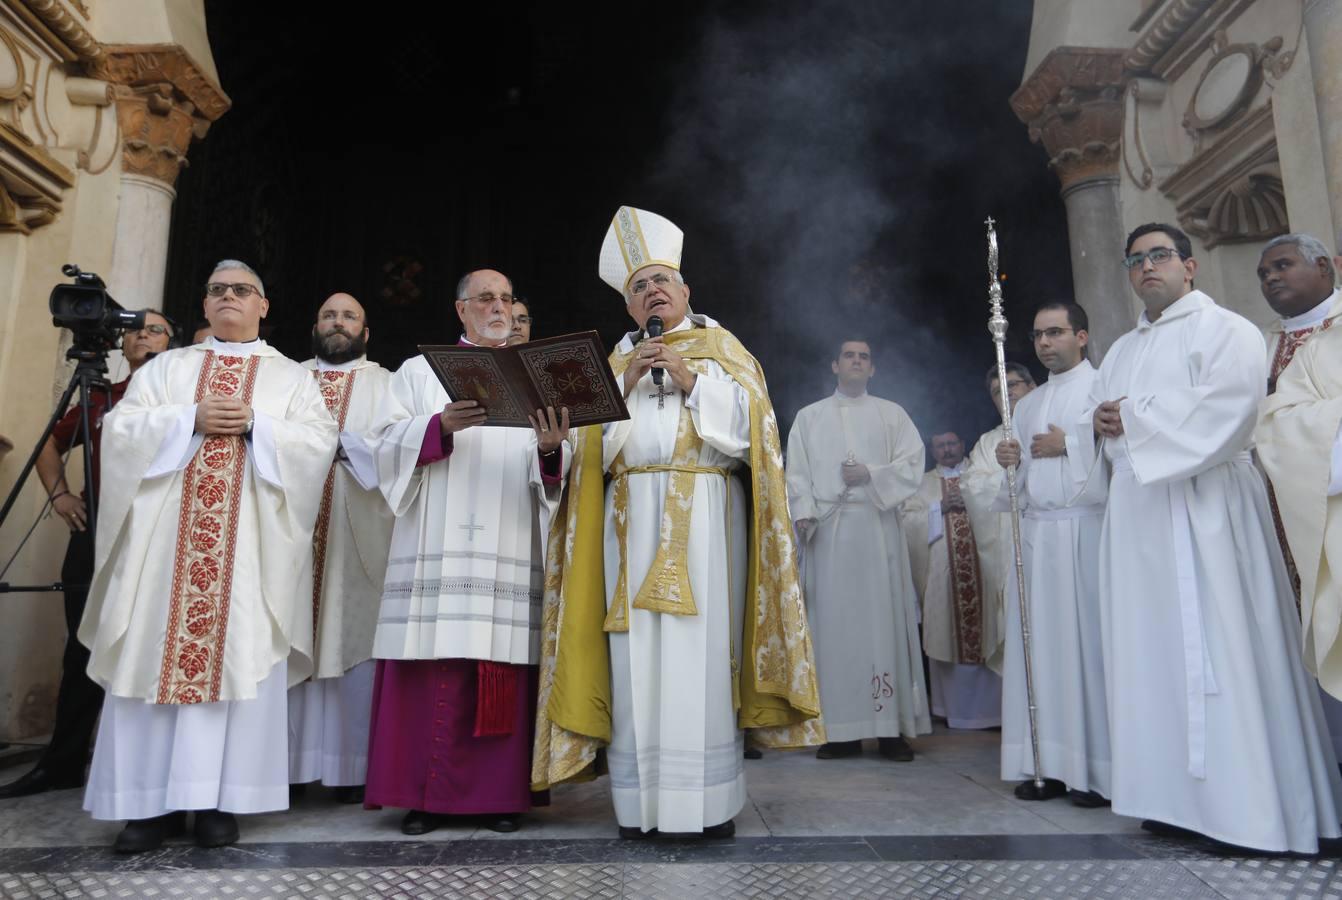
[164,0,1074,450]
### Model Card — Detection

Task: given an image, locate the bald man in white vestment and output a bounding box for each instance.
[288,293,395,803]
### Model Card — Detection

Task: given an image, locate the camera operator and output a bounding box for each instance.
[0,312,173,799]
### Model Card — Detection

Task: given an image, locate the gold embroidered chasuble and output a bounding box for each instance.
[79,343,338,704]
[532,324,823,791]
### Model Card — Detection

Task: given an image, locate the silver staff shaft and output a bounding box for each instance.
[985,216,1044,792]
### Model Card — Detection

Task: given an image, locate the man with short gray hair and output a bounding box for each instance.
[1259,233,1340,394]
[79,261,338,852]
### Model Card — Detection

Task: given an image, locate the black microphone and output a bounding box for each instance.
[646,315,664,386]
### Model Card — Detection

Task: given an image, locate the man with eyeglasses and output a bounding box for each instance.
[1072,223,1342,853]
[509,297,533,344]
[78,260,338,853]
[286,293,395,806]
[0,312,173,802]
[364,269,569,836]
[534,206,820,840]
[786,340,930,763]
[992,302,1110,808]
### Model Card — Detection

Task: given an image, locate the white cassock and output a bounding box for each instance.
[994,360,1110,794]
[80,338,337,820]
[371,353,567,664]
[786,390,930,742]
[604,316,749,832]
[288,356,395,787]
[903,465,1002,729]
[1075,289,1342,853]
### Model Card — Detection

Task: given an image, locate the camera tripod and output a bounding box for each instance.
[0,342,110,595]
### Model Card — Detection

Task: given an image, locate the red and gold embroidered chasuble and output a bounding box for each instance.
[155,352,261,704]
[941,475,985,664]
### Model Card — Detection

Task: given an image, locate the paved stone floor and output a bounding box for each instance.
[0,726,1339,897]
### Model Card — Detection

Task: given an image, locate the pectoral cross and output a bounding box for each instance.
[647,382,674,410]
[457,514,486,542]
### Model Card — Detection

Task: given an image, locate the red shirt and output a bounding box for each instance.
[50,378,128,501]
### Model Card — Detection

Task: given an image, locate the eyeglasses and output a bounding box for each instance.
[1121,246,1182,270]
[630,274,675,295]
[464,292,514,306]
[1028,327,1074,342]
[205,282,262,299]
[514,315,534,325]
[135,324,170,336]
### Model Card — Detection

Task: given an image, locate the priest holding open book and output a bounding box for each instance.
[363,269,571,835]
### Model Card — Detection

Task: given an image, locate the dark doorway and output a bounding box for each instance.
[165,1,1072,440]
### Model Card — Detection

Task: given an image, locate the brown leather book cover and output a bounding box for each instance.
[419,331,630,428]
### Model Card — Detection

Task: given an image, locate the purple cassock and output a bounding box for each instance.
[364,659,548,814]
[364,348,559,815]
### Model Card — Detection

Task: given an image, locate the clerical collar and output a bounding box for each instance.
[1279,290,1338,333]
[206,336,264,356]
[317,356,364,373]
[832,388,868,404]
[1047,358,1094,385]
[458,335,507,348]
[937,463,964,477]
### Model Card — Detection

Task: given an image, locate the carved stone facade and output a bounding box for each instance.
[1018,0,1340,347]
[0,0,226,742]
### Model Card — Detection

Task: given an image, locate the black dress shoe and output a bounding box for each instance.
[618,825,656,840]
[288,783,308,800]
[1014,778,1068,801]
[1069,789,1110,808]
[701,820,736,839]
[878,737,915,762]
[0,765,84,799]
[194,809,239,848]
[815,740,862,760]
[332,785,365,805]
[486,815,520,833]
[743,747,763,760]
[113,811,187,854]
[401,809,442,835]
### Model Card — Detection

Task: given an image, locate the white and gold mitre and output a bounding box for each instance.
[598,206,683,294]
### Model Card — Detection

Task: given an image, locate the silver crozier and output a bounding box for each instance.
[985,216,1044,792]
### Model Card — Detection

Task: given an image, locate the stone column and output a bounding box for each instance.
[88,48,231,319]
[1304,0,1342,247]
[1011,48,1130,361]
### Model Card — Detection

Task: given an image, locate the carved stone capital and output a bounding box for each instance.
[1011,48,1127,190]
[91,45,229,187]
[112,84,200,185]
[89,44,230,121]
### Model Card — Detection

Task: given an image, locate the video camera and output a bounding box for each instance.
[49,265,144,349]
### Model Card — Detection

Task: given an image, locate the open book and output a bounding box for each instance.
[419,331,630,428]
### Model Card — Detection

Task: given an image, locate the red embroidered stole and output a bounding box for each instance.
[941,475,985,664]
[311,369,358,649]
[1266,319,1332,605]
[156,352,261,704]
